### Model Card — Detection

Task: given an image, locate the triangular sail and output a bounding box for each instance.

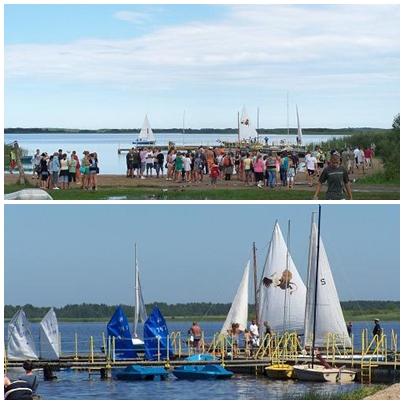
[303,220,352,348]
[239,106,258,140]
[139,115,155,142]
[107,306,138,359]
[134,253,147,337]
[296,105,303,145]
[39,308,60,360]
[143,306,173,361]
[258,222,306,334]
[7,309,38,360]
[220,261,250,334]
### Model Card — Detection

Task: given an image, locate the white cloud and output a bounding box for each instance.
[5,5,399,93]
[113,10,150,24]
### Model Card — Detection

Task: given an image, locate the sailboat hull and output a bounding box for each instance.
[293,364,356,383]
[265,364,294,379]
[132,140,155,146]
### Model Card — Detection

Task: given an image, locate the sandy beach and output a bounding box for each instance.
[365,383,400,400]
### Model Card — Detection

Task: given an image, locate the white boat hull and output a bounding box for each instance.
[293,364,356,383]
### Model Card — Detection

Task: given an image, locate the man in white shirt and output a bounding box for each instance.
[305,151,317,187]
[249,319,260,347]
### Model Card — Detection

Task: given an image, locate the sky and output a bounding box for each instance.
[4,4,399,129]
[4,204,399,307]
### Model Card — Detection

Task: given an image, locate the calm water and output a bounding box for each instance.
[5,320,399,399]
[4,133,344,175]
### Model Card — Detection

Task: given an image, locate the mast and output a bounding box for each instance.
[257,107,260,144]
[311,205,322,368]
[286,92,290,137]
[134,243,138,337]
[283,220,290,333]
[237,111,240,145]
[182,110,185,146]
[253,242,259,326]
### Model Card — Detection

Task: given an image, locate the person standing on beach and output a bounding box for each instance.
[139,148,147,179]
[81,151,91,190]
[210,160,220,186]
[126,148,134,178]
[89,152,99,191]
[49,152,60,189]
[59,153,69,190]
[39,153,49,189]
[31,149,41,179]
[155,148,164,178]
[133,148,141,178]
[174,152,184,182]
[313,152,352,200]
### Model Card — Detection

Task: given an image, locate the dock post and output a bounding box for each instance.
[100,367,112,380]
[90,336,94,364]
[74,333,79,360]
[157,336,161,362]
[112,337,116,363]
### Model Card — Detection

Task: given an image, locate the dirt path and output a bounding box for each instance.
[364,383,400,400]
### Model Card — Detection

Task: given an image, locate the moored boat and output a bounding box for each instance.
[265,364,294,379]
[293,208,355,383]
[133,115,156,146]
[172,354,234,380]
[293,364,355,383]
[114,365,168,381]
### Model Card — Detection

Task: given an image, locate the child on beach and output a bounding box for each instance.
[210,161,220,186]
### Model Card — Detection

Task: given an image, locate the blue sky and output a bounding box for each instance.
[5,4,399,129]
[5,204,399,307]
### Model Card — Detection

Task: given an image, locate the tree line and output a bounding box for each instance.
[4,301,399,320]
[4,127,388,135]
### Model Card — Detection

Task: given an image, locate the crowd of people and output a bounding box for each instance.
[29,149,99,191]
[9,143,376,198]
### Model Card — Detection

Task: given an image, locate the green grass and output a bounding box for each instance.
[357,171,400,185]
[4,184,400,200]
[297,385,384,400]
[343,310,400,321]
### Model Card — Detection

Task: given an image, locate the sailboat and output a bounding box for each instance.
[296,106,303,145]
[7,308,38,360]
[220,261,250,335]
[132,243,147,349]
[260,221,306,379]
[133,114,156,146]
[293,208,356,383]
[258,221,306,335]
[39,308,60,360]
[239,106,258,141]
[106,244,147,357]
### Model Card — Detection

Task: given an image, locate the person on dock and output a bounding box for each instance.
[249,319,260,348]
[313,152,352,200]
[263,321,272,338]
[347,321,353,338]
[189,322,202,352]
[20,360,39,394]
[373,319,382,338]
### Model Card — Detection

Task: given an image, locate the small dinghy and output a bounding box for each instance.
[172,354,233,380]
[115,365,168,381]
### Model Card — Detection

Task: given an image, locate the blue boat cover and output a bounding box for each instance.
[143,307,174,361]
[107,306,137,359]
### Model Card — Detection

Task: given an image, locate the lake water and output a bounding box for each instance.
[4,133,344,175]
[5,320,399,400]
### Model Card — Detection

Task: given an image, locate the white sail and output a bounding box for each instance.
[220,261,250,334]
[239,106,258,140]
[133,246,147,338]
[138,114,155,142]
[39,308,60,360]
[7,309,38,360]
[303,220,352,348]
[296,105,303,145]
[258,222,306,334]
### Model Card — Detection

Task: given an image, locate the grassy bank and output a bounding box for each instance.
[4,183,399,200]
[296,385,384,400]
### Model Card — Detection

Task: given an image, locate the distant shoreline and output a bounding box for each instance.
[4,313,400,323]
[4,127,389,135]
